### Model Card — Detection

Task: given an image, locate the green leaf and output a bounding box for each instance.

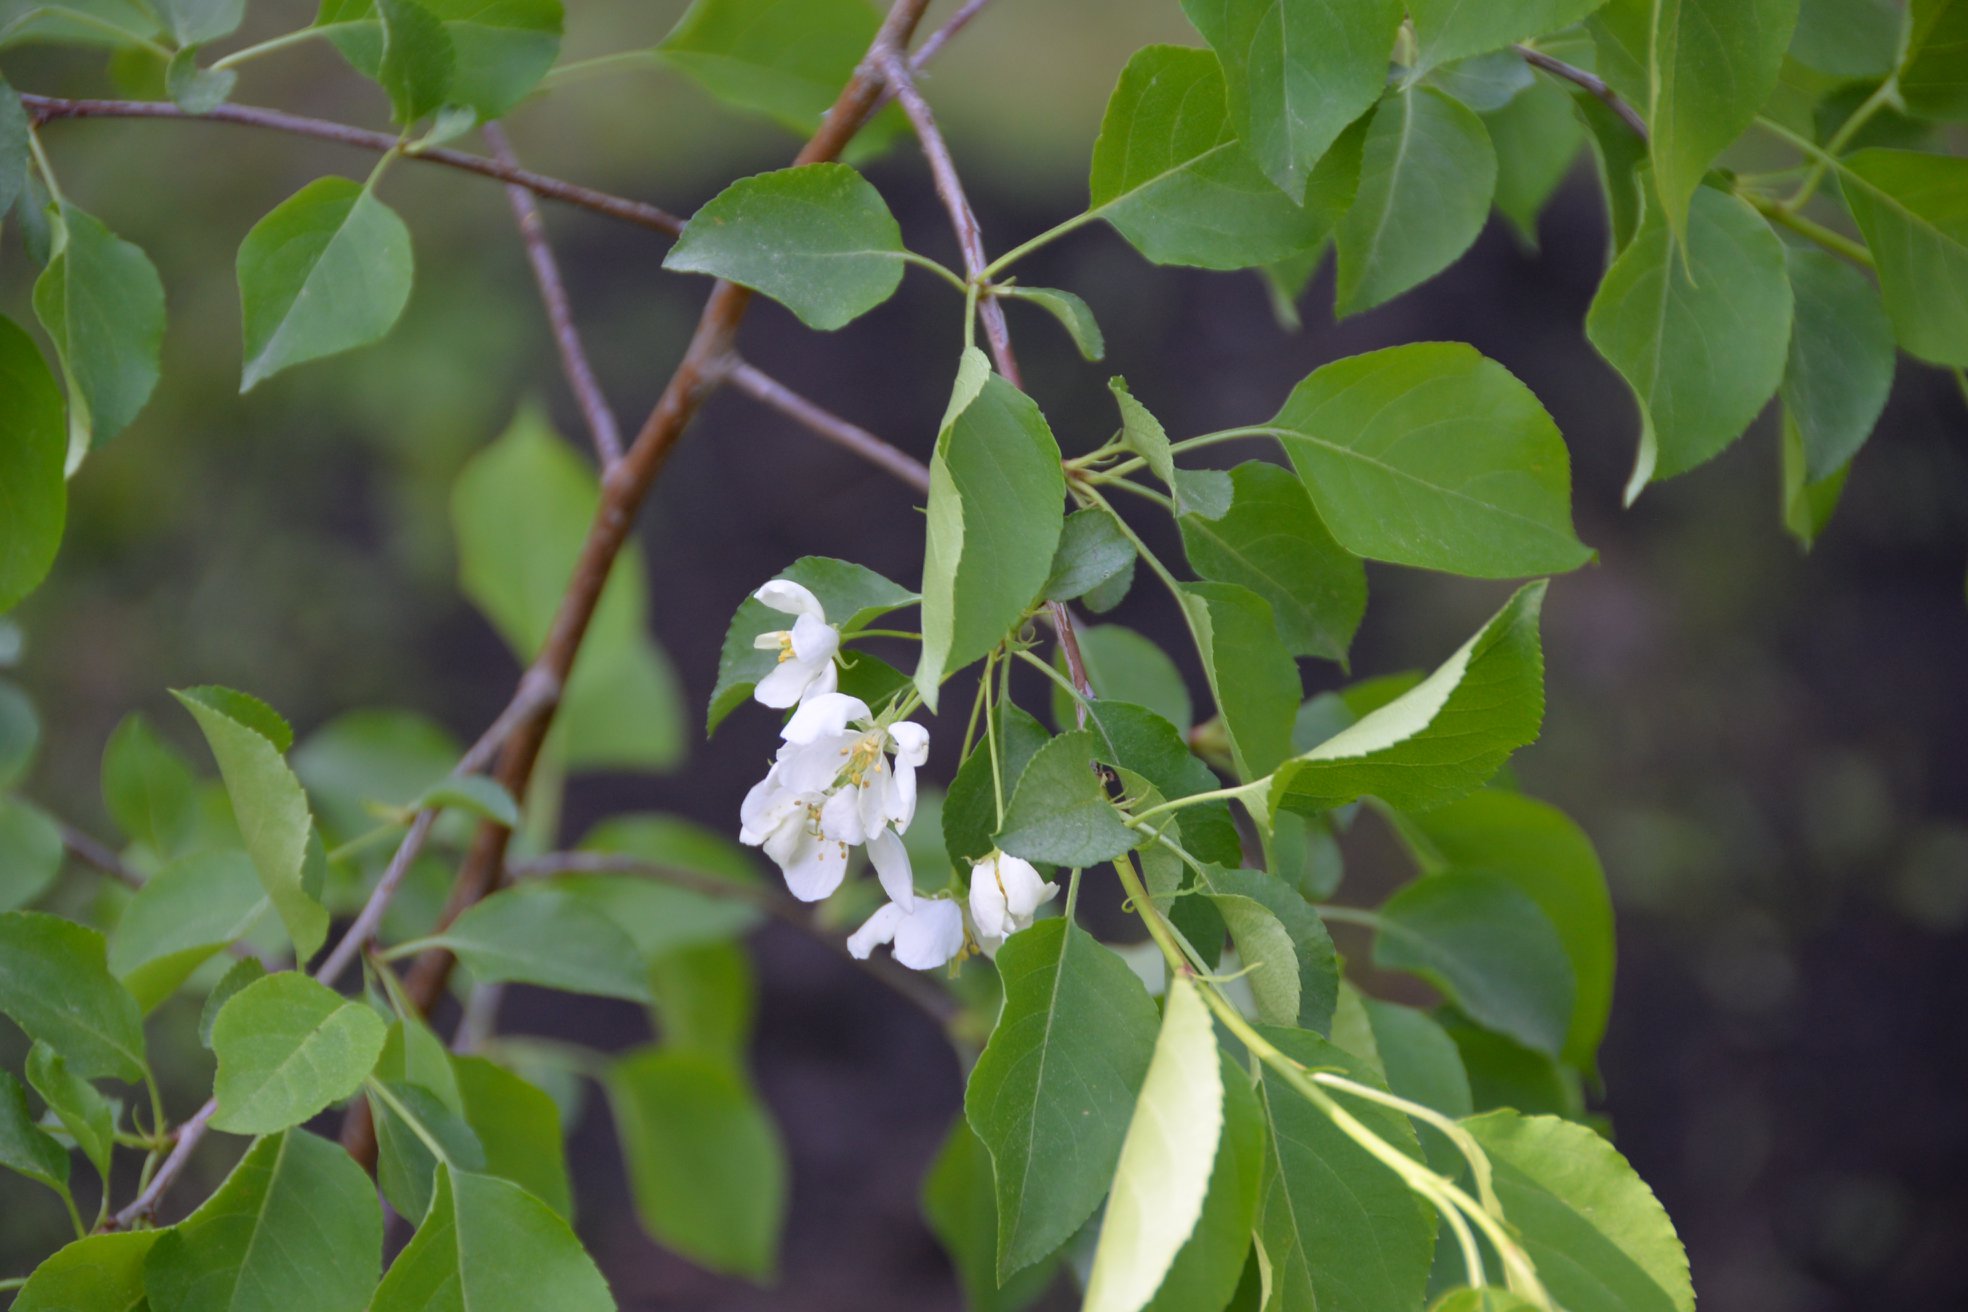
[657,0,881,135]
[377,0,455,123]
[1649,0,1798,238]
[1142,1053,1263,1312]
[606,1045,786,1281]
[200,957,266,1048]
[663,163,904,330]
[0,314,66,613]
[1781,245,1893,482]
[372,1079,485,1221]
[1446,1014,1585,1118]
[708,555,915,733]
[25,1042,111,1181]
[1078,701,1242,867]
[237,177,414,391]
[107,850,266,1011]
[453,409,685,770]
[1486,76,1585,248]
[0,1065,68,1195]
[994,729,1139,868]
[1179,460,1366,664]
[1376,872,1575,1056]
[371,1164,615,1311]
[575,813,764,957]
[1196,864,1338,1034]
[293,707,459,840]
[1781,409,1847,550]
[1336,86,1498,315]
[1110,376,1175,489]
[1900,0,1968,120]
[101,712,199,858]
[1576,85,1649,254]
[32,204,166,466]
[1360,998,1472,1174]
[1083,975,1222,1312]
[318,0,562,119]
[1268,582,1546,821]
[1087,46,1345,270]
[1270,342,1591,577]
[0,910,146,1081]
[1179,0,1404,196]
[1,74,29,220]
[1397,790,1614,1069]
[411,882,653,1002]
[1180,581,1301,781]
[144,1128,382,1312]
[921,1117,1057,1312]
[1256,1025,1436,1312]
[175,686,329,961]
[1585,185,1792,498]
[1044,508,1135,604]
[965,917,1161,1279]
[406,773,519,826]
[1840,148,1968,367]
[1409,0,1609,70]
[1051,625,1193,735]
[10,1231,159,1312]
[914,372,1066,709]
[155,0,244,44]
[210,972,389,1134]
[1789,0,1902,78]
[0,795,62,912]
[946,703,1049,867]
[454,1054,573,1220]
[1002,285,1104,360]
[1426,49,1535,112]
[166,48,237,113]
[1432,1289,1542,1312]
[648,939,756,1064]
[0,679,36,788]
[1462,1110,1693,1312]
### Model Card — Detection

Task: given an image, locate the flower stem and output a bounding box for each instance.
[1783,78,1898,212]
[210,27,332,72]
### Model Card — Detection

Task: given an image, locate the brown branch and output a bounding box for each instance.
[60,823,143,890]
[728,361,931,492]
[1514,44,1649,141]
[20,94,686,235]
[509,852,956,1028]
[484,123,624,468]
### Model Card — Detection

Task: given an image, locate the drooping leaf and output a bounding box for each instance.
[25,1042,112,1181]
[453,409,685,770]
[1463,1110,1694,1312]
[1585,185,1792,498]
[1270,342,1591,577]
[1360,997,1473,1174]
[377,0,455,123]
[1648,0,1800,239]
[1179,0,1404,197]
[708,555,915,732]
[200,957,267,1048]
[1268,582,1546,821]
[1336,86,1498,315]
[914,370,1065,708]
[0,314,66,613]
[1,74,29,219]
[994,729,1139,868]
[372,1079,484,1222]
[1180,582,1299,782]
[1197,864,1338,1035]
[921,1118,1058,1312]
[1780,245,1894,482]
[0,680,36,788]
[409,881,653,1002]
[1083,975,1222,1312]
[0,1067,68,1195]
[664,163,904,330]
[237,177,414,391]
[0,795,62,912]
[1780,410,1847,550]
[1486,75,1585,247]
[1087,46,1344,270]
[1840,148,1968,368]
[1002,285,1104,360]
[657,0,882,135]
[647,939,757,1064]
[1110,376,1175,488]
[0,910,147,1081]
[1256,1026,1437,1312]
[107,849,267,1011]
[175,686,328,961]
[454,1053,574,1220]
[370,1164,616,1311]
[606,1045,786,1282]
[209,971,389,1134]
[318,0,562,119]
[966,917,1161,1279]
[1044,508,1136,604]
[1409,0,1610,70]
[10,1232,159,1312]
[572,813,764,957]
[144,1128,382,1312]
[101,712,200,859]
[1179,460,1366,664]
[32,204,166,467]
[1141,1053,1263,1312]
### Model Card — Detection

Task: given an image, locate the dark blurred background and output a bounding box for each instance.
[4,2,1967,1309]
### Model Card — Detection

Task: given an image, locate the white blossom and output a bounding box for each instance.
[751,580,839,708]
[968,851,1058,958]
[847,897,967,971]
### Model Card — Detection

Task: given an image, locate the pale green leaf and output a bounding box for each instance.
[1585,184,1791,497]
[411,882,653,1001]
[200,957,266,1048]
[372,1079,485,1222]
[1110,376,1175,488]
[454,1054,573,1220]
[1196,864,1338,1034]
[606,1045,786,1281]
[318,0,562,119]
[10,1232,159,1312]
[921,1118,1057,1312]
[994,728,1139,868]
[0,1066,68,1194]
[144,1128,382,1312]
[407,773,518,826]
[1002,285,1104,360]
[1141,1054,1263,1312]
[0,314,66,612]
[33,204,165,467]
[1336,86,1497,315]
[0,910,147,1081]
[0,795,62,912]
[1840,148,1968,367]
[1409,0,1609,70]
[165,49,237,113]
[575,813,764,957]
[647,939,756,1064]
[1650,0,1799,238]
[107,849,266,1011]
[156,0,242,43]
[1781,246,1893,482]
[1181,582,1299,781]
[663,163,904,330]
[210,971,389,1134]
[657,0,881,135]
[25,1042,112,1181]
[1360,997,1473,1173]
[1270,342,1590,576]
[965,917,1161,1279]
[101,711,200,859]
[292,707,460,841]
[1781,408,1847,550]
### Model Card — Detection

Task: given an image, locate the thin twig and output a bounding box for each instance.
[484,123,624,468]
[509,852,956,1028]
[728,361,931,492]
[59,824,143,890]
[21,95,685,235]
[908,0,1000,69]
[110,1101,213,1229]
[1513,45,1649,141]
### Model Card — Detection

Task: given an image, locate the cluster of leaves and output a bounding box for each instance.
[1,0,1964,1310]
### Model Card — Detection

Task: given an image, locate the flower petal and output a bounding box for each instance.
[788,612,839,664]
[893,900,966,971]
[783,692,870,744]
[821,786,868,845]
[781,832,849,902]
[754,658,814,709]
[846,902,904,959]
[867,828,916,910]
[755,579,825,620]
[969,855,1010,942]
[889,720,930,767]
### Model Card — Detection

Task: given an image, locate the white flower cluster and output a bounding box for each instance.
[736,580,1057,970]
